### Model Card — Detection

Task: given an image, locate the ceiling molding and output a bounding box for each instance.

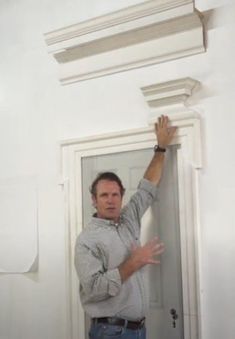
[44,0,205,84]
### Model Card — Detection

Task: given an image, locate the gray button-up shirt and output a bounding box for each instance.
[74,178,158,321]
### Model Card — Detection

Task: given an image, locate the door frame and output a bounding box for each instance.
[60,111,202,339]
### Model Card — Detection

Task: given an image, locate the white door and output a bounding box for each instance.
[81,146,183,339]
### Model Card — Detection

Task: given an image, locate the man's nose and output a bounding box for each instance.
[107,195,114,203]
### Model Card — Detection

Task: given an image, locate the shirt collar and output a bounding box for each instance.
[92,213,123,228]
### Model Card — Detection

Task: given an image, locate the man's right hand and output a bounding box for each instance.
[118,237,165,282]
[130,237,165,267]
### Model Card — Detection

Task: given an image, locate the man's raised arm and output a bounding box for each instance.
[118,115,176,283]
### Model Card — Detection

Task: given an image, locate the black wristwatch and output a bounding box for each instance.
[154,145,166,153]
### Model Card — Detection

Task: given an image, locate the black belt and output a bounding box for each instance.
[92,317,145,330]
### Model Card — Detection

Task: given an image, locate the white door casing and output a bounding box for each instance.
[60,78,202,339]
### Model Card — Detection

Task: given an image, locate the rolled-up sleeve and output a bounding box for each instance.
[138,178,159,198]
[74,239,122,303]
[122,178,159,236]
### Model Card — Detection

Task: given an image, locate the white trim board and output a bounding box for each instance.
[44,0,205,84]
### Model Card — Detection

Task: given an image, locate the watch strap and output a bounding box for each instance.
[154,145,166,153]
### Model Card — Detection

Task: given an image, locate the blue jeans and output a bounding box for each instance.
[89,324,146,339]
[89,323,146,339]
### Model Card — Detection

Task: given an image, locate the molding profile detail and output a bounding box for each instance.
[141,77,202,168]
[44,0,205,84]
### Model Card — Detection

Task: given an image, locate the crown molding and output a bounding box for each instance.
[44,0,205,84]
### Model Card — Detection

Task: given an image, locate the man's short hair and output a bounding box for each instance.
[90,172,125,197]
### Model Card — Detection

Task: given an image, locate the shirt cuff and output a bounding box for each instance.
[138,178,159,199]
[106,268,122,297]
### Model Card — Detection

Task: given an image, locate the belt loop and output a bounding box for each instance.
[124,319,128,328]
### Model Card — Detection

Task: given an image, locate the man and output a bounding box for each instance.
[75,115,176,339]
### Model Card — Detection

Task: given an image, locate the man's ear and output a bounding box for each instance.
[92,195,97,208]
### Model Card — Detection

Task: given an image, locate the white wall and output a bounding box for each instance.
[0,0,234,339]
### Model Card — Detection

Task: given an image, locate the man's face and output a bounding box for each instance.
[92,179,123,222]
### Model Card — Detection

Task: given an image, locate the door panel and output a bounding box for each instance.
[81,146,183,338]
